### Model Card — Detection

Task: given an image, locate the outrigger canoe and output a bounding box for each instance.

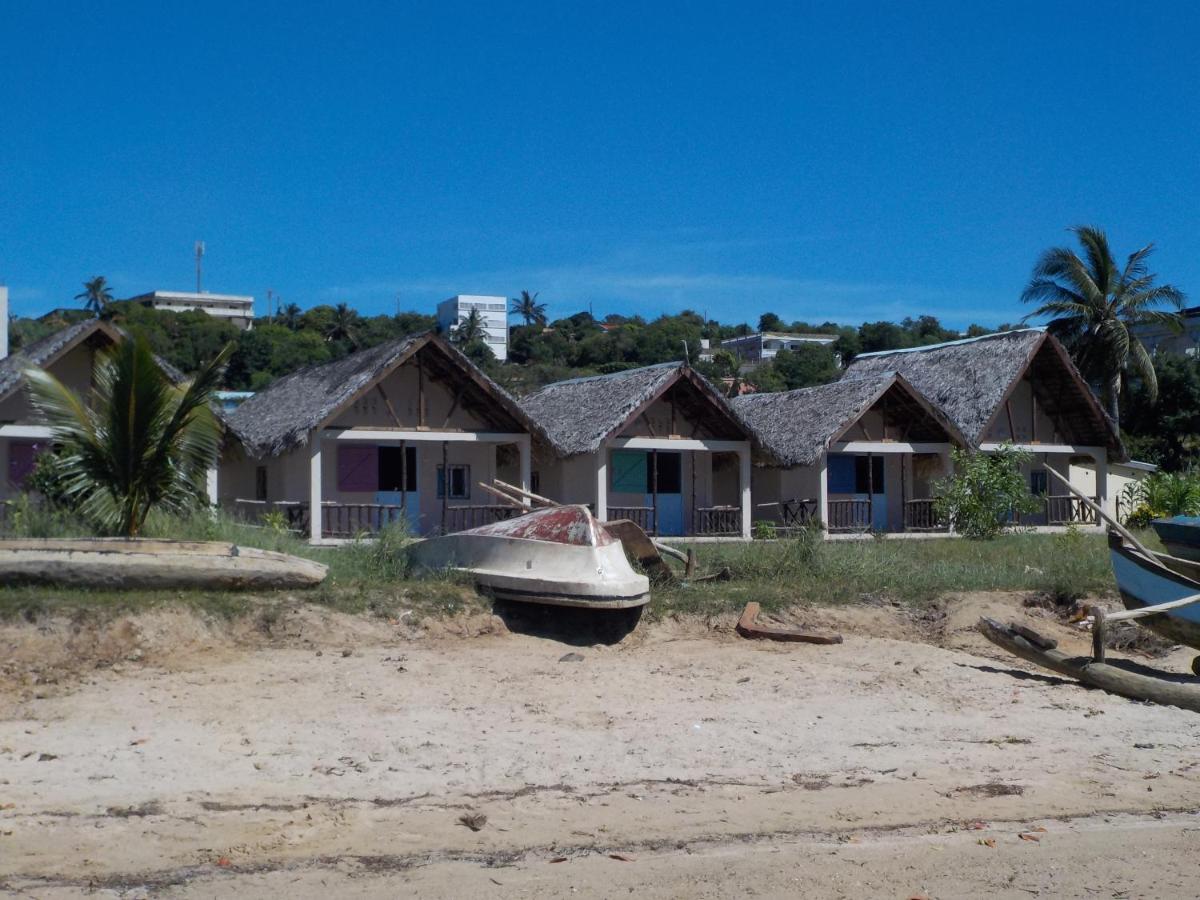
[0,539,328,590]
[1108,531,1200,653]
[410,504,650,609]
[1150,516,1200,562]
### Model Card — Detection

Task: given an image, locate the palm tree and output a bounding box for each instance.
[75,276,114,316]
[453,308,486,346]
[280,303,302,330]
[510,290,547,327]
[1021,226,1185,425]
[24,336,232,536]
[324,302,360,346]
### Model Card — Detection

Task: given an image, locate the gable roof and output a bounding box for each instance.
[521,362,756,457]
[228,332,549,457]
[0,318,123,405]
[731,372,968,467]
[842,329,1124,455]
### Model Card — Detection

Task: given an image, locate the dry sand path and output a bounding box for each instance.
[2,594,1199,897]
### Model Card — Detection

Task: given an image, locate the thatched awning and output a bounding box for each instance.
[521,362,757,457]
[731,372,968,467]
[228,332,550,458]
[843,329,1124,456]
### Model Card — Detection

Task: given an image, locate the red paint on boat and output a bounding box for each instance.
[460,505,615,546]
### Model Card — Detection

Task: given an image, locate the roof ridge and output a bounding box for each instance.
[853,327,1045,359]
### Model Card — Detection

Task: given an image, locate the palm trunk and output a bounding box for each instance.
[1107,373,1121,427]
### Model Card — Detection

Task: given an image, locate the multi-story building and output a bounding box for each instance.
[1132,306,1200,357]
[127,290,255,330]
[436,294,508,361]
[719,331,839,368]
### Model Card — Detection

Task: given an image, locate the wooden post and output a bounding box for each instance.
[399,440,407,513]
[1090,605,1107,664]
[440,440,448,532]
[1005,399,1017,440]
[650,449,659,536]
[417,357,427,428]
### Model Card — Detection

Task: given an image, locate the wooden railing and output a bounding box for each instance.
[608,506,656,535]
[693,506,740,536]
[827,498,872,531]
[321,504,410,538]
[441,504,521,533]
[904,499,945,531]
[1035,494,1099,526]
[777,498,820,528]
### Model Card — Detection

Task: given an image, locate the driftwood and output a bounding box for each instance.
[978,617,1200,714]
[603,519,679,584]
[736,602,843,644]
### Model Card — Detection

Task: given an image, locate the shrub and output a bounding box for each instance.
[1120,470,1200,526]
[933,444,1040,539]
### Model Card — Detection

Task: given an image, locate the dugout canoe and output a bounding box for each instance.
[410,504,650,609]
[0,539,328,590]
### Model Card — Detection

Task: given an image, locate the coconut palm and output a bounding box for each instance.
[453,308,487,346]
[75,276,114,316]
[24,336,232,536]
[1021,225,1185,424]
[510,290,547,327]
[324,302,360,346]
[280,303,302,330]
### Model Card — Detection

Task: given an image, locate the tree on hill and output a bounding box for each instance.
[1022,225,1185,424]
[511,290,547,326]
[324,302,360,346]
[758,312,784,332]
[453,308,487,346]
[76,276,114,316]
[279,303,302,330]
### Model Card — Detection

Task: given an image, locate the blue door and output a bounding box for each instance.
[646,451,684,536]
[377,445,420,532]
[828,453,887,530]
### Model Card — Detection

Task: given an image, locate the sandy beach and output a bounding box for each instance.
[2,593,1199,898]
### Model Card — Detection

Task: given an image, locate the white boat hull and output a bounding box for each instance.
[411,505,650,608]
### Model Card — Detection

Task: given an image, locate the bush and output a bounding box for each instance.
[1121,470,1200,526]
[934,445,1040,539]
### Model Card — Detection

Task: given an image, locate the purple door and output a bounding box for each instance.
[8,441,44,488]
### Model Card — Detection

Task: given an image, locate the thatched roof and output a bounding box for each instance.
[0,318,123,405]
[731,372,968,467]
[521,362,756,457]
[228,332,549,457]
[843,329,1124,455]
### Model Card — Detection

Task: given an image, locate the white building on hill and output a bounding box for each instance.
[436,295,508,361]
[127,290,255,330]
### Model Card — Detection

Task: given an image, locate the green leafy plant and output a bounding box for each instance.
[933,444,1040,539]
[1120,471,1200,527]
[25,335,232,536]
[752,520,778,540]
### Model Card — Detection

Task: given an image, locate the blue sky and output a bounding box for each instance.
[2,1,1197,328]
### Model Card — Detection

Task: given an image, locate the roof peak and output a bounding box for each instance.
[853,327,1044,359]
[531,360,683,391]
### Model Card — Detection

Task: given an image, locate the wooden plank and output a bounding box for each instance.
[736,602,843,644]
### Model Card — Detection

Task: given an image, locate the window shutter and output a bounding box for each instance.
[337,445,378,492]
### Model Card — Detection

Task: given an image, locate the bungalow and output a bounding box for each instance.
[0,319,128,501]
[732,372,968,532]
[842,329,1125,525]
[221,333,549,540]
[521,363,758,538]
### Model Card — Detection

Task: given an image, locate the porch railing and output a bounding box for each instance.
[692,505,741,536]
[230,499,520,538]
[827,498,873,532]
[608,506,655,535]
[1018,495,1099,527]
[903,499,945,531]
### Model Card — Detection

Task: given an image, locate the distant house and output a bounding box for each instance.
[127,290,255,330]
[436,295,509,361]
[842,329,1125,525]
[221,333,545,540]
[720,331,839,368]
[733,373,968,533]
[521,363,759,538]
[0,319,123,501]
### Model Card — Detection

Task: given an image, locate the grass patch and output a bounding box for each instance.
[651,529,1118,618]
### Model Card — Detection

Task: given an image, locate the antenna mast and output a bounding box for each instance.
[194,241,206,293]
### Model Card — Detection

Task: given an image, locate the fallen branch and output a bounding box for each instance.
[736,602,843,644]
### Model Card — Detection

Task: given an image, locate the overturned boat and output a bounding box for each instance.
[411,504,650,609]
[0,539,328,590]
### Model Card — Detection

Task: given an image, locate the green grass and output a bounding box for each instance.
[0,505,1129,625]
[650,528,1119,618]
